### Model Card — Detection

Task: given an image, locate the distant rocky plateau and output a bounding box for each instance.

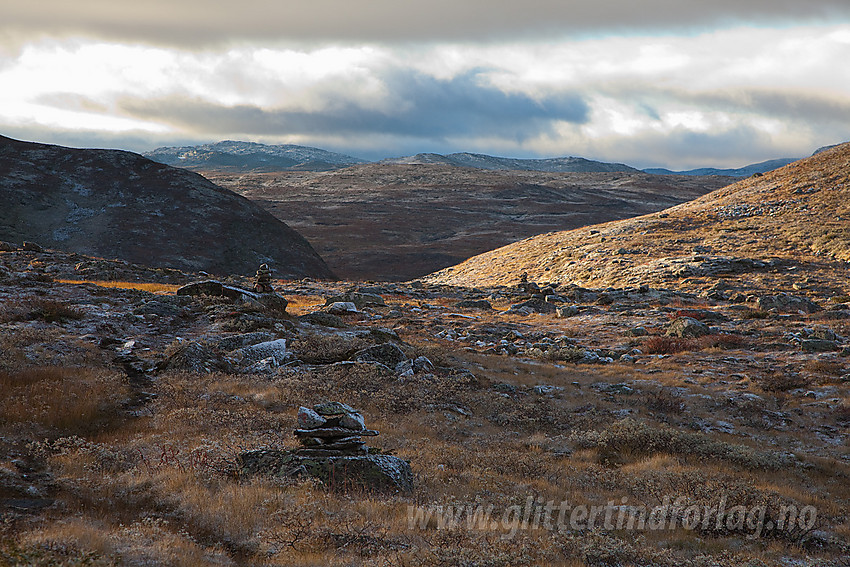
[0,136,335,279]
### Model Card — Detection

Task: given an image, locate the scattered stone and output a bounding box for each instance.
[215,332,277,352]
[327,301,358,315]
[801,339,840,353]
[591,382,634,395]
[492,383,517,394]
[325,291,385,310]
[231,339,289,365]
[666,317,710,338]
[454,299,493,310]
[0,241,17,252]
[533,385,563,395]
[354,343,408,366]
[625,326,648,337]
[299,312,347,328]
[177,280,256,302]
[556,305,579,318]
[21,241,44,252]
[757,294,821,314]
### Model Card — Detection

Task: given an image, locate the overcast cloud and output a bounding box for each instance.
[2,2,850,168]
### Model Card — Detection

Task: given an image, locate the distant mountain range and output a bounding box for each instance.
[378,152,639,173]
[145,140,822,177]
[144,141,367,172]
[642,158,798,177]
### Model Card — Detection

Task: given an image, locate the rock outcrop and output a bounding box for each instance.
[0,135,335,279]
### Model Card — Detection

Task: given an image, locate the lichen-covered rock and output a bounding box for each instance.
[215,332,277,352]
[354,343,408,366]
[757,294,821,313]
[325,292,385,309]
[314,401,357,416]
[801,339,840,353]
[666,316,710,338]
[177,280,257,302]
[231,339,288,365]
[298,406,327,429]
[327,301,358,314]
[238,449,413,492]
[299,312,347,328]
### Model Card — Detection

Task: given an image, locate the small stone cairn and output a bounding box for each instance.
[253,263,274,293]
[238,401,413,491]
[294,402,379,457]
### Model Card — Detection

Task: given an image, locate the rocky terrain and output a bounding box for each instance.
[207,165,731,281]
[0,140,848,566]
[0,136,334,279]
[426,142,850,296]
[0,229,848,564]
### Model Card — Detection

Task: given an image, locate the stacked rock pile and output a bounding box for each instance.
[294,402,379,457]
[239,401,413,491]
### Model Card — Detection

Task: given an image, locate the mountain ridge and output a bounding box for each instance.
[378,152,640,173]
[424,143,850,293]
[643,158,798,177]
[144,140,367,172]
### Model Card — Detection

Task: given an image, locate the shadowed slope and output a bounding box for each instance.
[0,136,335,279]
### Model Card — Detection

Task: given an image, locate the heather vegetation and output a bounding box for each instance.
[2,144,850,566]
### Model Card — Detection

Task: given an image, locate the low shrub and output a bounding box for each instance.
[570,418,788,470]
[641,336,692,354]
[695,333,748,349]
[833,403,850,426]
[0,366,128,434]
[0,298,85,324]
[754,372,810,393]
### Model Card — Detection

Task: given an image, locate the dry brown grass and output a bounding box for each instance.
[0,298,85,323]
[56,279,180,294]
[641,333,747,355]
[754,372,811,393]
[0,366,128,434]
[641,336,692,354]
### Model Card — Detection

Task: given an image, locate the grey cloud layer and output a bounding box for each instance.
[6,0,850,45]
[119,69,589,140]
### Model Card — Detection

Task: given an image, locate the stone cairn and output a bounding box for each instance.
[294,402,379,457]
[253,263,274,293]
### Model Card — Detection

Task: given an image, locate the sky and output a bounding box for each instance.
[2,0,850,169]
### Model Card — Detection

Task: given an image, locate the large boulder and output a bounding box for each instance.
[238,449,413,492]
[353,343,408,366]
[666,317,710,338]
[177,280,257,302]
[757,294,821,314]
[177,280,288,313]
[231,339,288,365]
